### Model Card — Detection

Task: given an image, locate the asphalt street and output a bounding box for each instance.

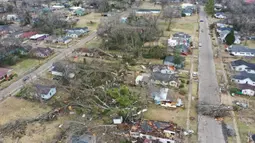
[197,7,225,143]
[0,32,97,99]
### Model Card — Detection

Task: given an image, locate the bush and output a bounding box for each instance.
[186,80,190,84]
[209,23,215,30]
[179,84,184,88]
[181,13,186,17]
[179,88,187,95]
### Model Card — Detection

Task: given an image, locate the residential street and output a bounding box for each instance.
[197,7,225,143]
[0,32,97,99]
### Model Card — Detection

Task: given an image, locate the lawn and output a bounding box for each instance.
[192,81,198,97]
[0,97,51,126]
[75,12,101,31]
[243,40,255,48]
[144,104,187,128]
[84,37,102,48]
[139,1,162,10]
[11,58,40,76]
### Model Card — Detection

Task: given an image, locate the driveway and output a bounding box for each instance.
[0,32,97,99]
[197,7,225,143]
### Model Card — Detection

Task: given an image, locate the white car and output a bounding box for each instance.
[199,43,202,47]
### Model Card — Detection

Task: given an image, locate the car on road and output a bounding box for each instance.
[199,43,202,47]
[23,76,29,82]
[200,19,204,22]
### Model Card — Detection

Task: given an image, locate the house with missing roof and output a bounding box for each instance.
[238,84,255,96]
[130,120,182,143]
[29,47,54,58]
[74,48,94,57]
[135,73,150,85]
[163,56,185,69]
[35,84,56,100]
[0,68,12,82]
[232,72,255,86]
[228,45,255,57]
[151,72,179,87]
[230,60,255,74]
[51,61,76,78]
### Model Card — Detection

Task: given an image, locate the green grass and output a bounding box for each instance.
[75,12,101,31]
[192,82,198,97]
[11,59,40,75]
[84,37,102,48]
[144,104,187,128]
[236,113,255,143]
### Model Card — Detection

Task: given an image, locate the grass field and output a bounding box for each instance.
[0,97,51,126]
[144,104,187,128]
[75,12,101,31]
[11,59,40,75]
[139,1,162,10]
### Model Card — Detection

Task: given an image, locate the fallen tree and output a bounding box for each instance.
[197,103,232,117]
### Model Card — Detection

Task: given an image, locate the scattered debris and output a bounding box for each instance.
[184,130,194,136]
[197,103,232,117]
[232,100,248,109]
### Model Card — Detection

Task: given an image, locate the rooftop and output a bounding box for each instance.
[35,84,56,95]
[230,45,255,53]
[231,59,255,70]
[232,71,255,81]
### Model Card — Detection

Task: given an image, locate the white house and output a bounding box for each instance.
[35,85,57,100]
[229,45,255,57]
[232,72,255,86]
[238,84,255,96]
[230,60,255,74]
[168,37,189,47]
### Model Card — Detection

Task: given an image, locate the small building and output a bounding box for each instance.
[0,68,12,81]
[29,47,54,58]
[113,116,123,124]
[232,72,255,86]
[35,84,56,100]
[163,56,185,69]
[229,45,255,57]
[238,84,255,96]
[58,36,72,44]
[151,72,179,87]
[30,34,49,40]
[66,31,84,38]
[69,134,96,143]
[230,59,255,74]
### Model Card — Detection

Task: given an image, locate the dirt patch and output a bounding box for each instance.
[0,97,51,126]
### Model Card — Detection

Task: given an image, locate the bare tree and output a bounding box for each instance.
[163,6,181,31]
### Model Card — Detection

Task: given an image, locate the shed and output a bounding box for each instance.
[113,116,123,124]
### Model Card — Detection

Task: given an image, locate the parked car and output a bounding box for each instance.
[200,19,204,22]
[247,36,255,40]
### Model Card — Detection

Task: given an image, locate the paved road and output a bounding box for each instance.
[0,32,97,98]
[197,7,225,143]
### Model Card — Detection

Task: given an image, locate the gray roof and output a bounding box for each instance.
[230,45,255,53]
[35,84,55,95]
[232,71,255,81]
[172,32,191,39]
[238,84,255,91]
[231,60,255,70]
[151,72,177,82]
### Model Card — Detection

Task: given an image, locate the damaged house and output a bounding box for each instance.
[130,120,183,143]
[151,73,179,87]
